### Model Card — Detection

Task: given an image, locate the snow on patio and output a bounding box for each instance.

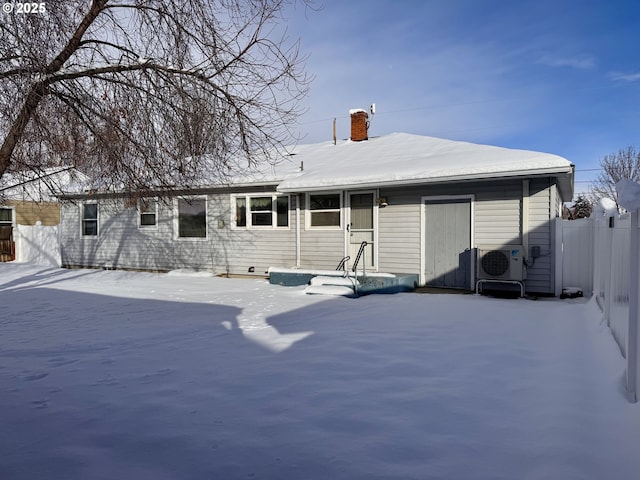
[1,263,639,479]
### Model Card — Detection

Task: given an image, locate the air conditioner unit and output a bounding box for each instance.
[477,245,525,281]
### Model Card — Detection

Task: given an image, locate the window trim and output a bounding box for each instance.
[174,196,208,240]
[81,201,99,237]
[0,206,15,227]
[306,191,343,230]
[231,193,290,229]
[137,197,159,229]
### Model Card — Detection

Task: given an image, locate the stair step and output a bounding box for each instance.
[304,285,355,297]
[310,276,359,287]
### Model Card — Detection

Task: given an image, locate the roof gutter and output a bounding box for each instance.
[276,166,575,193]
[57,182,282,200]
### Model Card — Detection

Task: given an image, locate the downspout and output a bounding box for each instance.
[296,194,301,268]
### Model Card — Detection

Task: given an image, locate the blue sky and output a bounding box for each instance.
[284,0,640,197]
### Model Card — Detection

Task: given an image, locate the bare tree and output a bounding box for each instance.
[0,0,312,195]
[589,146,640,208]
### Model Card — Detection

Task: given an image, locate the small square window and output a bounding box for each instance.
[309,193,341,228]
[250,197,273,226]
[139,198,157,227]
[0,207,12,226]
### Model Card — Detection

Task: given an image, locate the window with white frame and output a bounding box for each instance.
[138,198,158,228]
[178,197,206,238]
[234,194,289,228]
[0,207,13,227]
[82,202,98,236]
[308,193,341,228]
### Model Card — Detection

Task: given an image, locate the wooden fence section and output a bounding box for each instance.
[0,239,15,261]
[0,225,15,261]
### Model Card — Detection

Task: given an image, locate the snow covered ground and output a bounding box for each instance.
[1,262,639,479]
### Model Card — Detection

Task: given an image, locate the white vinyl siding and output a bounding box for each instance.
[378,181,523,275]
[473,183,522,246]
[377,190,421,274]
[58,178,559,293]
[526,179,556,294]
[60,193,297,275]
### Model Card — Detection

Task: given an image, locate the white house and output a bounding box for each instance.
[58,110,574,295]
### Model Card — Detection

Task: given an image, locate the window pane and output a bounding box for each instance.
[249,197,273,226]
[140,213,156,226]
[139,198,156,213]
[83,203,97,220]
[139,199,157,226]
[310,194,340,210]
[276,196,289,227]
[250,197,272,210]
[236,198,246,227]
[83,220,98,236]
[0,208,12,223]
[311,211,340,227]
[82,203,98,236]
[251,212,272,226]
[350,194,373,229]
[178,198,206,238]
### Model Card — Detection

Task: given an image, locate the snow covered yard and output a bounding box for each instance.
[1,263,639,480]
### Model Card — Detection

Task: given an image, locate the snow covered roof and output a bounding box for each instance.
[54,133,575,200]
[233,132,574,199]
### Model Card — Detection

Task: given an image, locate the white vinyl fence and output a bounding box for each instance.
[14,223,61,267]
[556,217,594,296]
[558,213,639,402]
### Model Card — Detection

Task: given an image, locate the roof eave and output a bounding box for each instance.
[277,166,575,193]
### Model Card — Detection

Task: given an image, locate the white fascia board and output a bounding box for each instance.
[276,167,575,193]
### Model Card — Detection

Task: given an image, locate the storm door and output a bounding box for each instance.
[348,192,375,270]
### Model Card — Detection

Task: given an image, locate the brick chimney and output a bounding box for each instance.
[350,109,369,141]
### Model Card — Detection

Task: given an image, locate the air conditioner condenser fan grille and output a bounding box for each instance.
[481,250,510,276]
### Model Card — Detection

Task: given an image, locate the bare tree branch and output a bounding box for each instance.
[589,146,640,209]
[0,0,313,197]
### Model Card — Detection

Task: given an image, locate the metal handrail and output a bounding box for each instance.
[351,241,368,274]
[336,255,350,273]
[351,241,368,296]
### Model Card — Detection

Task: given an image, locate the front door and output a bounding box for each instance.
[348,192,375,270]
[423,198,471,289]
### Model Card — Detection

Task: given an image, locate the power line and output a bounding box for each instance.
[298,83,632,127]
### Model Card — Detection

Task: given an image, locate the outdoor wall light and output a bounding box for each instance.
[377,197,388,207]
